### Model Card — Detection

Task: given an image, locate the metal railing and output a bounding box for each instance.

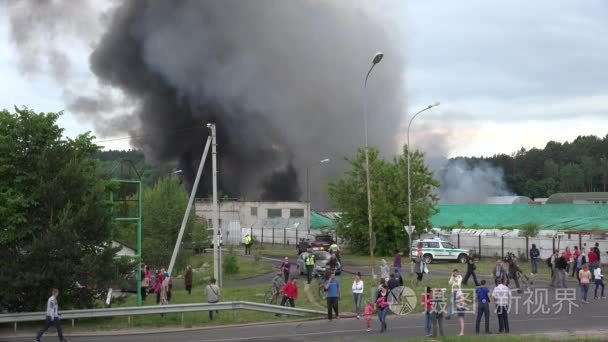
[0,301,325,332]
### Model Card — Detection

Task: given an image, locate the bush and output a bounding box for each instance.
[519,223,540,237]
[252,242,264,262]
[223,246,240,275]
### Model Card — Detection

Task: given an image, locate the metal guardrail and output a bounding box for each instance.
[0,301,325,331]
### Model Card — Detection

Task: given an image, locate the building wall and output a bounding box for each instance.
[195,200,311,245]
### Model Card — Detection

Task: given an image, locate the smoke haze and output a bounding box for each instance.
[437,159,513,203]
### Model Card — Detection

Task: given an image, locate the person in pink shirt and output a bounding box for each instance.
[571,246,581,277]
[363,300,375,332]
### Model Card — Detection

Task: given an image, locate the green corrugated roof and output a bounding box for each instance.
[431,204,608,231]
[310,210,336,229]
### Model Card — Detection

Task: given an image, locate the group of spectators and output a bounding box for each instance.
[540,242,606,302]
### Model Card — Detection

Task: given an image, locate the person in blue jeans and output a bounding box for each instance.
[376,285,389,332]
[325,273,340,320]
[475,280,492,334]
[423,287,433,337]
[36,288,66,342]
[529,244,540,275]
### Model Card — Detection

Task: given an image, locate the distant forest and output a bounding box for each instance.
[453,134,608,199]
[97,134,608,200]
[96,150,176,186]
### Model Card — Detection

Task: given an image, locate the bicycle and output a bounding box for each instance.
[264,286,283,305]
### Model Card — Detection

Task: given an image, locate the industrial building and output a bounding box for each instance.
[195,200,335,245]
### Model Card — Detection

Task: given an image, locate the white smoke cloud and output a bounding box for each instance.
[437,159,513,203]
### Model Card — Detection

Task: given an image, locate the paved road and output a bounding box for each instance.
[5,284,608,342]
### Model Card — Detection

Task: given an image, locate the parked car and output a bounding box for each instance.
[296,234,333,254]
[296,250,341,276]
[410,239,469,264]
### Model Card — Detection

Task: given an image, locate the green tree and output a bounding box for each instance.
[0,108,121,312]
[138,176,195,270]
[328,146,439,256]
[191,220,210,254]
[559,164,585,192]
[543,159,560,179]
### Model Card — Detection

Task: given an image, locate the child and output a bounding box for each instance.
[594,266,605,299]
[364,299,375,332]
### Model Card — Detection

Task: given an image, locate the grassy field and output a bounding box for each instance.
[187,252,274,284]
[252,245,559,283]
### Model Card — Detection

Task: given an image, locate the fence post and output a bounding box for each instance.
[284,229,286,247]
[579,233,582,251]
[478,235,482,259]
[261,227,264,246]
[13,322,17,333]
[457,233,461,248]
[296,229,299,244]
[272,227,275,246]
[552,236,555,253]
[525,236,529,261]
[501,235,504,259]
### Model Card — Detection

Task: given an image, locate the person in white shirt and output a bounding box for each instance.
[35,288,66,342]
[492,278,511,334]
[594,266,605,299]
[447,269,462,318]
[351,272,364,319]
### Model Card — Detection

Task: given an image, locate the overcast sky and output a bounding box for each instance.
[1,1,607,157]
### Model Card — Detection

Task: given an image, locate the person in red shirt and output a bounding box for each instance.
[281,278,298,308]
[572,246,581,277]
[588,249,599,276]
[564,247,572,275]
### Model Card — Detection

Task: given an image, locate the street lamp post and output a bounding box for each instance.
[306,158,331,234]
[363,52,383,279]
[406,102,440,248]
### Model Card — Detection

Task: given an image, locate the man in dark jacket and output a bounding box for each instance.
[387,273,400,290]
[555,252,568,288]
[463,256,480,286]
[529,244,540,275]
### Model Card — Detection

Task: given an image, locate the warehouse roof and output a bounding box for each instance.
[431,204,608,230]
[310,210,336,229]
[546,192,608,204]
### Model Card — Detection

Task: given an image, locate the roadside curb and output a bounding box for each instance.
[1,316,326,339]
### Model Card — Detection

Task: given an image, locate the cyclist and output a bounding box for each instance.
[327,252,340,275]
[329,240,341,262]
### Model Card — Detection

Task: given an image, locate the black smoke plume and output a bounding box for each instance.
[8,1,407,202]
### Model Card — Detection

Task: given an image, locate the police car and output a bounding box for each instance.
[411,239,469,264]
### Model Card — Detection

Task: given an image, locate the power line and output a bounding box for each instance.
[93,126,206,144]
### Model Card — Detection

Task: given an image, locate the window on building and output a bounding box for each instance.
[251,207,258,216]
[290,208,304,218]
[267,208,282,218]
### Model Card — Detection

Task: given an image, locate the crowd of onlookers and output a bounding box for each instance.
[538,242,606,302]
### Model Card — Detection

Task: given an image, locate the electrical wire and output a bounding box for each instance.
[93,126,206,144]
